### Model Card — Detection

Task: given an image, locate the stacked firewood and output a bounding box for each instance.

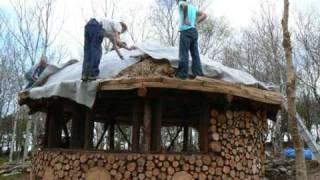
[33,152,220,180]
[31,109,267,180]
[209,109,267,179]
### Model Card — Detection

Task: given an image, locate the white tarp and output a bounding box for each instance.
[29,42,275,108]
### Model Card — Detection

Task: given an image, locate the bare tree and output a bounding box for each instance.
[197,16,231,60]
[150,0,179,46]
[1,0,65,161]
[295,11,320,105]
[282,0,307,179]
[126,8,154,44]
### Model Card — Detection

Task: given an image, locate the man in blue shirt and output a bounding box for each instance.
[176,0,207,79]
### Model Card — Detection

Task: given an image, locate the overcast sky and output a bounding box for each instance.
[1,0,320,60]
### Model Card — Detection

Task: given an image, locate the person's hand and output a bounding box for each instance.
[129,46,137,50]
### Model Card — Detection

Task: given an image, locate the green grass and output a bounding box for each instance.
[0,156,8,166]
[0,156,28,180]
[0,173,29,180]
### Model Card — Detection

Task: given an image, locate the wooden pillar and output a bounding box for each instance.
[143,99,151,152]
[132,100,141,152]
[182,109,189,152]
[71,104,85,148]
[47,99,63,148]
[84,108,94,149]
[151,99,162,152]
[43,110,50,148]
[183,122,189,152]
[109,120,115,151]
[199,99,210,152]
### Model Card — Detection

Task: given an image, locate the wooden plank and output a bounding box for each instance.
[84,108,94,149]
[71,104,85,148]
[151,99,162,152]
[47,99,63,148]
[199,99,210,152]
[20,77,282,114]
[98,76,163,86]
[143,99,152,152]
[132,100,141,152]
[162,77,204,86]
[98,79,282,105]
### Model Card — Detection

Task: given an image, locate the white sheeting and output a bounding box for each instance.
[29,42,275,108]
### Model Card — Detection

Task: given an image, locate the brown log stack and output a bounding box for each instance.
[32,109,267,180]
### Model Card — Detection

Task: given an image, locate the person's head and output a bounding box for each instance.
[120,22,127,33]
[39,55,48,67]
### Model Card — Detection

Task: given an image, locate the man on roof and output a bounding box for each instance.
[81,18,135,81]
[24,55,48,89]
[175,0,207,79]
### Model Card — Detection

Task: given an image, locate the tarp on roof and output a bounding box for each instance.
[28,42,276,108]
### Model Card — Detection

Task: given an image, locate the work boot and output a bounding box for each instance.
[87,75,98,80]
[81,75,88,81]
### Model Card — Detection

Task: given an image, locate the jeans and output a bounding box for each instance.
[82,18,104,77]
[25,76,35,89]
[24,72,36,89]
[176,28,204,79]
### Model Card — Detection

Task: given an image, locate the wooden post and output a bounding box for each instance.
[183,118,189,152]
[47,99,63,148]
[199,99,210,152]
[43,110,50,148]
[71,104,85,148]
[84,108,94,149]
[109,120,115,151]
[151,99,162,152]
[143,99,152,152]
[182,110,189,152]
[132,100,141,152]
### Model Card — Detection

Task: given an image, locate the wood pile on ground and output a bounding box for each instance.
[264,157,320,180]
[264,159,295,180]
[0,161,31,177]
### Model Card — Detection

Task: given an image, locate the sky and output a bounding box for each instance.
[1,0,320,61]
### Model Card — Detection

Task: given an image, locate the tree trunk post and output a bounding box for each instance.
[47,99,63,148]
[84,108,94,149]
[23,116,32,160]
[71,104,85,148]
[152,99,162,152]
[282,0,307,179]
[199,99,210,152]
[143,99,152,152]
[109,120,115,151]
[132,100,141,152]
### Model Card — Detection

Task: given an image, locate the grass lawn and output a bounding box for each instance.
[0,156,29,180]
[0,156,8,166]
[0,173,29,180]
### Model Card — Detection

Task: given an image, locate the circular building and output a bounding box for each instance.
[19,43,282,180]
